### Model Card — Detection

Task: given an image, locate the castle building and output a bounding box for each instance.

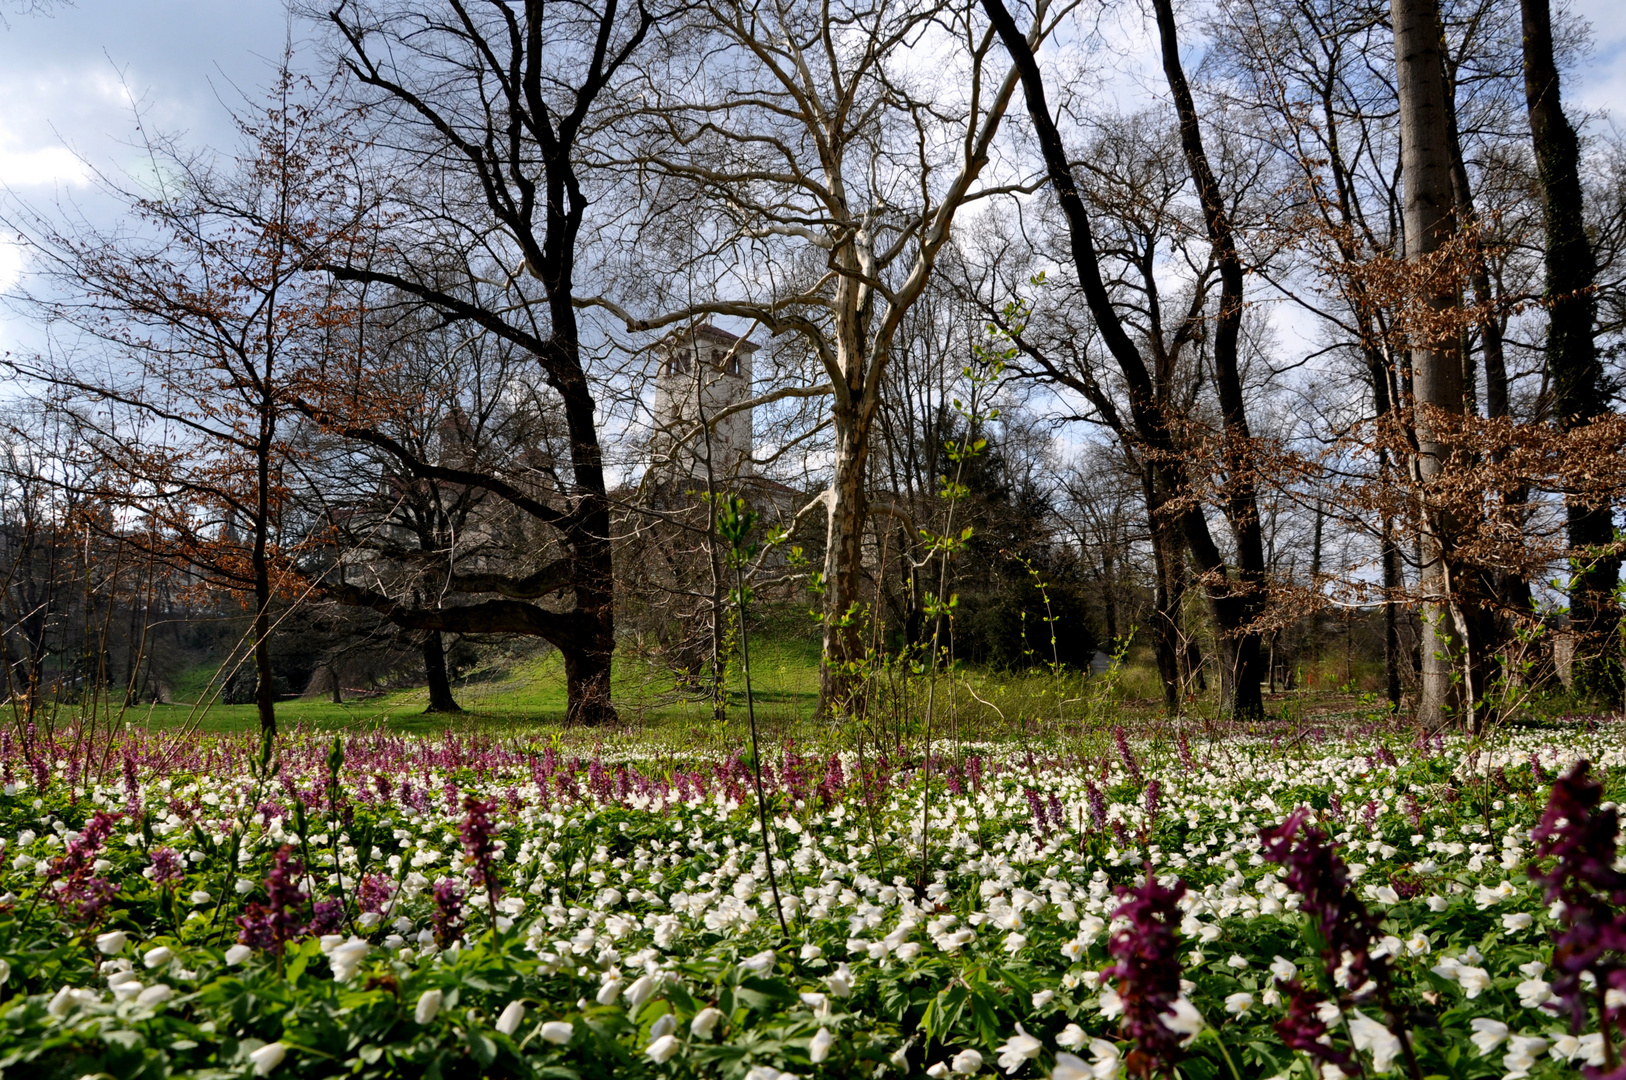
[652,324,759,480]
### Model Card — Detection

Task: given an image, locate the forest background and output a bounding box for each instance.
[1,0,1624,741]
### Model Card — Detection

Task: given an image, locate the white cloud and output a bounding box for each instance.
[0,143,89,188]
[0,241,20,292]
[0,65,133,190]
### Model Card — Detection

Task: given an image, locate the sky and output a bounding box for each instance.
[0,1,293,348]
[1,0,1624,351]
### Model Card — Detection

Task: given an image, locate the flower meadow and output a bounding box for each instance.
[0,721,1624,1080]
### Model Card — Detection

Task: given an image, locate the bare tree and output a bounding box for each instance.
[1392,0,1483,726]
[981,0,1275,717]
[297,305,558,714]
[3,70,363,735]
[309,0,658,725]
[585,0,1059,717]
[952,133,1207,708]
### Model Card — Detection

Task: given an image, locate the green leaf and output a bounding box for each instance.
[969,991,1000,1049]
[736,976,797,1012]
[469,1028,497,1067]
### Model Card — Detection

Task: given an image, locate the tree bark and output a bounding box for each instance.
[1521,0,1621,699]
[1393,0,1479,728]
[819,412,873,718]
[551,362,619,729]
[252,406,277,737]
[1444,42,1532,649]
[1143,470,1183,711]
[1101,545,1120,646]
[422,630,462,714]
[563,645,615,728]
[1382,517,1405,708]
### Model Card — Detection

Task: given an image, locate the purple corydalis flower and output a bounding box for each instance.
[236,845,309,955]
[1107,869,1187,1077]
[817,754,845,808]
[460,794,502,901]
[399,782,430,815]
[588,758,611,801]
[1275,981,1353,1072]
[1177,733,1198,774]
[149,847,185,887]
[1527,760,1626,1054]
[431,878,464,947]
[48,810,121,921]
[1259,808,1390,1002]
[308,898,344,935]
[1025,788,1050,838]
[357,873,394,914]
[70,875,119,920]
[1114,726,1142,784]
[1086,782,1107,831]
[50,811,119,883]
[122,750,141,815]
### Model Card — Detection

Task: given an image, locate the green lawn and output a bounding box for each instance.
[101,635,827,738]
[49,633,1380,747]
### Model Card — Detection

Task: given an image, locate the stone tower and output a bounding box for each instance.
[652,324,758,480]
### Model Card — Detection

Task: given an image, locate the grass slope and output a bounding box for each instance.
[100,636,827,737]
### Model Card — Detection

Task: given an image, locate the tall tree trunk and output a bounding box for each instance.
[1307,500,1325,673]
[819,410,872,718]
[551,339,618,728]
[1382,515,1405,709]
[1521,0,1621,699]
[700,416,731,724]
[1151,0,1268,718]
[1393,0,1479,728]
[422,631,462,714]
[1101,545,1120,646]
[1143,470,1183,710]
[1359,343,1408,710]
[985,0,1266,718]
[564,643,614,727]
[253,417,277,737]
